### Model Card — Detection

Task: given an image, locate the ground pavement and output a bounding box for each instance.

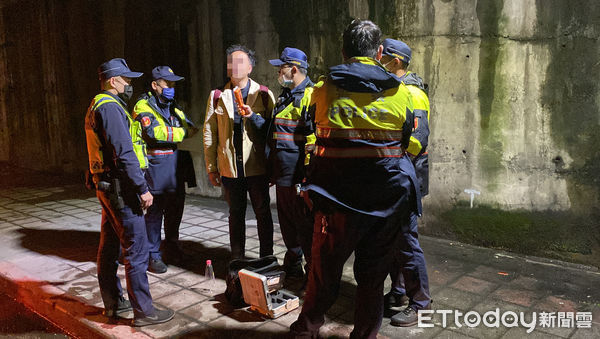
[0,183,599,338]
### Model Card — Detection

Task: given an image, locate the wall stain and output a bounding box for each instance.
[537,0,600,211]
[476,0,505,190]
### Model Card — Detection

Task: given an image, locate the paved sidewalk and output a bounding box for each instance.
[0,183,599,338]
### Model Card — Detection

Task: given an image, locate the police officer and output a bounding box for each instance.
[267,47,315,279]
[85,58,174,326]
[290,20,420,338]
[132,66,197,273]
[380,38,432,327]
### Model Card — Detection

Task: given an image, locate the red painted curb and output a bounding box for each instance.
[0,261,152,338]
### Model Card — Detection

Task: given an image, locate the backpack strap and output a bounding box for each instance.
[212,89,222,109]
[259,85,270,112]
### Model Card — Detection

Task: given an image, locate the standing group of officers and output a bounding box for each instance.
[85,18,431,338]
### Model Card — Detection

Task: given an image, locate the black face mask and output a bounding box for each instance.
[118,85,133,102]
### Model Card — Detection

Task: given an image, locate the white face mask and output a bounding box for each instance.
[382,59,395,71]
[278,68,294,88]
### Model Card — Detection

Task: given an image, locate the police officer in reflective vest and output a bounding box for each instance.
[267,47,315,280]
[380,38,432,327]
[290,20,421,338]
[132,66,197,274]
[85,58,174,326]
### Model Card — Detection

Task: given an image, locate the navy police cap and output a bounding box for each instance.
[382,38,412,64]
[269,47,309,69]
[152,66,185,81]
[98,58,143,80]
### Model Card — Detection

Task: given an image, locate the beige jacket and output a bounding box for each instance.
[203,79,275,178]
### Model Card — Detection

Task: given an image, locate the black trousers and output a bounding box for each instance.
[389,213,431,310]
[222,175,274,259]
[291,206,414,339]
[96,190,154,318]
[276,185,314,272]
[145,187,186,260]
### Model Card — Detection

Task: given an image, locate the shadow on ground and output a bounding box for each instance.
[17,229,100,263]
[16,229,233,274]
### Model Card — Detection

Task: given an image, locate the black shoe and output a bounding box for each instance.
[384,292,409,312]
[391,305,429,327]
[148,258,168,274]
[283,263,304,279]
[103,297,132,318]
[133,308,175,327]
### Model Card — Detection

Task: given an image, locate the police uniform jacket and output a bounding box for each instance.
[267,77,314,186]
[304,57,421,218]
[85,91,148,194]
[403,72,430,157]
[403,72,430,196]
[132,92,196,194]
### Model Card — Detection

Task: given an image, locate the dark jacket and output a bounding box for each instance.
[304,58,421,217]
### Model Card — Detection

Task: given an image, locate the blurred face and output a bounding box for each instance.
[152,79,175,96]
[227,51,252,81]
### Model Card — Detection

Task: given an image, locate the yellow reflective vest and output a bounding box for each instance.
[85,93,147,173]
[132,92,190,145]
[272,86,314,146]
[304,57,419,217]
[311,61,413,158]
[404,72,430,156]
[272,85,316,166]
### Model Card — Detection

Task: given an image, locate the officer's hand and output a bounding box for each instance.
[208,172,221,187]
[240,104,253,118]
[140,191,153,210]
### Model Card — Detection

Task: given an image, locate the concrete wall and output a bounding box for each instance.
[1,0,598,216]
[384,0,600,214]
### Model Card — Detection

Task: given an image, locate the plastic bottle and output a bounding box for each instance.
[204,259,216,296]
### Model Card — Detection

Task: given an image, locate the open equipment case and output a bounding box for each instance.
[238,268,299,318]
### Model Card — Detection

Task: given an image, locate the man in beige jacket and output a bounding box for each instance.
[203,44,276,259]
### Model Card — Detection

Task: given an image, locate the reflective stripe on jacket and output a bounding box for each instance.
[132,92,195,194]
[304,57,420,217]
[85,93,147,172]
[272,85,315,150]
[132,92,191,146]
[84,91,148,194]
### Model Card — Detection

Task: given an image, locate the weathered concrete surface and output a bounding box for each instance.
[367,0,600,213]
[1,0,598,217]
